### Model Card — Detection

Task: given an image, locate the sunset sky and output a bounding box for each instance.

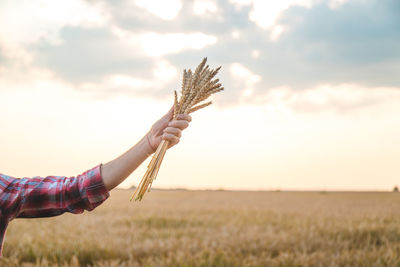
[1,0,399,191]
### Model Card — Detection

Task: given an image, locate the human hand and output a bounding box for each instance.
[145,105,192,153]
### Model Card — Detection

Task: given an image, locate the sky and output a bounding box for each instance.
[0,0,399,191]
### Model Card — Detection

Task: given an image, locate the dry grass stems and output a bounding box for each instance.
[130,58,223,201]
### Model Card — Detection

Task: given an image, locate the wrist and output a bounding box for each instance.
[145,132,156,155]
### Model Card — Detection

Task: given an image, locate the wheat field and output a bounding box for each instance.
[1,190,400,266]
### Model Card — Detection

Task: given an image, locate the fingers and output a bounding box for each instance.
[162,115,191,147]
[176,114,192,122]
[168,119,189,130]
[162,133,180,145]
[163,127,182,137]
[161,110,192,148]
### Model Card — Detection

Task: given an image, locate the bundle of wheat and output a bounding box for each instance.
[130,57,224,201]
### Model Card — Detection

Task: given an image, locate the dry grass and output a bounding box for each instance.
[132,58,223,201]
[2,190,400,266]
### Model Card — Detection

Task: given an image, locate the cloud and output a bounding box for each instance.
[254,84,400,114]
[76,59,179,99]
[134,0,182,20]
[135,32,217,57]
[30,26,217,99]
[193,0,219,16]
[249,0,315,30]
[230,62,261,98]
[271,0,400,88]
[1,0,400,109]
[32,26,154,83]
[106,0,400,92]
[0,0,108,45]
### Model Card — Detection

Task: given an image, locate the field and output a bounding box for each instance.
[2,190,400,266]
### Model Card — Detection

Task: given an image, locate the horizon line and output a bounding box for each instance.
[118,186,399,193]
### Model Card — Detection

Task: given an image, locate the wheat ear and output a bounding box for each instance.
[130,58,223,201]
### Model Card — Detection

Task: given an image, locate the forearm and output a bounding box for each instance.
[101,134,154,191]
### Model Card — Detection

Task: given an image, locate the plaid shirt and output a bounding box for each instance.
[0,163,110,256]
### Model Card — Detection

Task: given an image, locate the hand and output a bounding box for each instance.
[145,105,192,153]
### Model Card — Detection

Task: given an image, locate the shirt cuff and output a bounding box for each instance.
[81,163,110,210]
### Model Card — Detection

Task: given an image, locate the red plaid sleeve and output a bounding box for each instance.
[0,163,110,255]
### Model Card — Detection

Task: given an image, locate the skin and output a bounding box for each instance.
[101,105,192,191]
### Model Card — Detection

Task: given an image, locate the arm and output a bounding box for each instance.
[0,164,109,220]
[0,105,191,220]
[101,105,191,191]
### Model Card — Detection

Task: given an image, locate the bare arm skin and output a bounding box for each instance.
[101,105,192,191]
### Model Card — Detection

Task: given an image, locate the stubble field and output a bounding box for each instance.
[2,189,400,266]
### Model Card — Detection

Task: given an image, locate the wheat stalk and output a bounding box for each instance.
[130,57,224,201]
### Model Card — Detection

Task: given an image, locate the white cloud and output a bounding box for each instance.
[229,0,252,9]
[107,75,157,89]
[78,59,178,97]
[193,0,218,15]
[152,60,178,82]
[0,0,108,45]
[111,26,218,57]
[231,30,241,39]
[259,84,400,113]
[249,0,315,30]
[134,0,182,20]
[251,49,260,58]
[138,32,217,57]
[229,0,317,40]
[269,25,286,41]
[80,72,170,97]
[0,0,109,65]
[230,63,261,99]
